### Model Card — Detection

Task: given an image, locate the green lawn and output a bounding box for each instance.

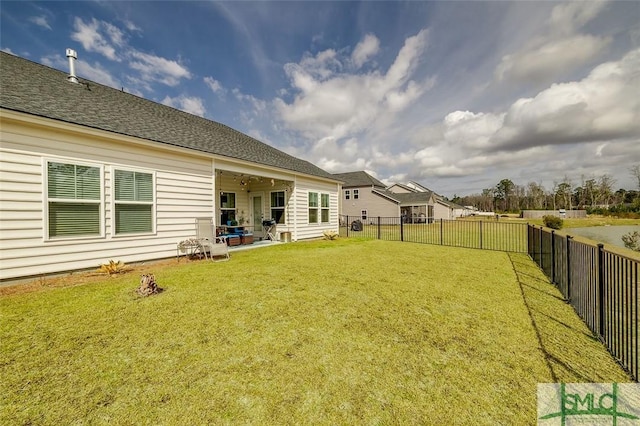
[0,239,631,425]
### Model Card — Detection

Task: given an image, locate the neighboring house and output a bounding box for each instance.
[333,171,398,222]
[392,180,473,220]
[0,52,341,281]
[333,171,439,223]
[385,186,436,223]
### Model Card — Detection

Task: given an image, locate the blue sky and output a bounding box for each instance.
[2,1,639,197]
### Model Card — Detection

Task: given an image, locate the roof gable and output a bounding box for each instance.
[332,171,386,188]
[0,52,337,181]
[386,183,417,193]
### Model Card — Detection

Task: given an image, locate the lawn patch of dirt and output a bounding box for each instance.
[0,257,198,297]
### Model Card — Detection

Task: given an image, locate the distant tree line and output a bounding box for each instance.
[450,164,640,217]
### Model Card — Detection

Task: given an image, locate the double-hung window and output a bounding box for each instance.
[345,190,350,200]
[353,189,359,199]
[46,161,102,238]
[321,194,330,223]
[114,169,154,235]
[271,191,285,224]
[309,192,330,224]
[220,192,237,224]
[308,192,319,223]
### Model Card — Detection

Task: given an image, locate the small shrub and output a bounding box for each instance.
[621,231,640,252]
[98,260,129,275]
[542,215,563,230]
[322,230,339,240]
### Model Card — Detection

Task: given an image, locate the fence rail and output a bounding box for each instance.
[528,225,638,381]
[339,215,528,253]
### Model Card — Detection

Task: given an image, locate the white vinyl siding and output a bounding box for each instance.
[114,169,154,235]
[0,113,341,280]
[0,118,214,281]
[46,161,102,239]
[292,177,339,240]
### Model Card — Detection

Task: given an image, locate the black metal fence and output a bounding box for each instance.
[528,225,638,381]
[339,215,528,253]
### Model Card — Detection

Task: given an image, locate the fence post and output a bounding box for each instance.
[400,216,404,242]
[377,216,381,240]
[479,221,483,249]
[566,235,572,302]
[539,226,544,271]
[346,216,349,237]
[551,230,555,284]
[440,218,443,245]
[597,243,605,337]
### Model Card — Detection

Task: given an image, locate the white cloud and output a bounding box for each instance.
[123,20,142,33]
[496,1,609,83]
[548,1,608,36]
[351,33,380,69]
[493,48,640,150]
[204,76,225,96]
[69,17,191,90]
[1,47,16,55]
[443,111,504,150]
[386,47,640,190]
[71,17,121,61]
[275,29,431,140]
[28,15,51,30]
[161,95,206,117]
[129,51,191,86]
[496,35,610,83]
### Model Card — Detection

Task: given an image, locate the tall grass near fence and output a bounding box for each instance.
[339,216,527,253]
[528,225,638,381]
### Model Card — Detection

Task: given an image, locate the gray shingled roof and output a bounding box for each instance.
[0,52,337,181]
[378,189,433,204]
[332,171,386,188]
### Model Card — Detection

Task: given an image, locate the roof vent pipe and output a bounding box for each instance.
[66,48,78,83]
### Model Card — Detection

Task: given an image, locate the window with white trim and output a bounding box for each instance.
[46,161,102,238]
[270,191,285,224]
[354,189,359,199]
[361,210,368,220]
[309,192,330,224]
[345,190,350,200]
[114,169,154,235]
[308,192,319,223]
[220,192,237,225]
[321,193,330,223]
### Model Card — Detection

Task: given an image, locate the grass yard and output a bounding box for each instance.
[0,239,632,425]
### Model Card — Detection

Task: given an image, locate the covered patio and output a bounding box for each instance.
[215,168,294,242]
